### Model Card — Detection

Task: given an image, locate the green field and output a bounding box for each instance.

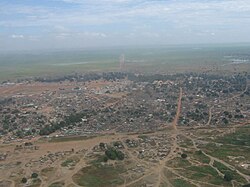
[1,44,250,81]
[72,164,125,187]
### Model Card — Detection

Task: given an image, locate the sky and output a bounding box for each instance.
[1,0,250,51]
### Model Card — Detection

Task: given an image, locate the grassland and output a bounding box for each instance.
[72,164,125,187]
[1,44,250,81]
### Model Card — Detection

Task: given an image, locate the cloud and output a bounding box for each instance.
[1,0,250,50]
[11,34,24,39]
[55,32,107,39]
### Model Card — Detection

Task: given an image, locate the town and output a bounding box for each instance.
[0,71,249,187]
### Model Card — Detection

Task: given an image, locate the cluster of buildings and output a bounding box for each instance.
[0,72,249,143]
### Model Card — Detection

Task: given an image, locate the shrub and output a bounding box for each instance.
[181,153,187,159]
[116,151,125,160]
[21,177,27,183]
[31,172,38,178]
[224,171,233,181]
[105,149,117,160]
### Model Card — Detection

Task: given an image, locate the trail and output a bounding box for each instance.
[206,106,213,126]
[155,87,183,186]
[172,87,183,130]
[124,87,183,187]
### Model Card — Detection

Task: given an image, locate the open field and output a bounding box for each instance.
[1,44,250,81]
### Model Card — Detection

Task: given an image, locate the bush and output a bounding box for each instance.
[105,149,117,160]
[116,151,125,160]
[197,150,202,155]
[31,172,38,178]
[103,155,108,162]
[21,177,27,183]
[105,148,125,160]
[181,153,187,159]
[99,142,105,149]
[224,171,233,181]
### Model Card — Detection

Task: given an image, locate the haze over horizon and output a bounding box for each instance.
[1,0,250,51]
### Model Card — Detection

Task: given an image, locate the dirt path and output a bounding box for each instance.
[206,106,213,126]
[172,87,183,130]
[123,87,184,187]
[154,87,183,186]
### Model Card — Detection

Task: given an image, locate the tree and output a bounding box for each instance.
[99,142,105,149]
[105,149,117,160]
[31,173,38,178]
[224,171,233,181]
[21,177,27,183]
[116,151,125,160]
[196,150,202,155]
[181,153,187,159]
[103,155,108,162]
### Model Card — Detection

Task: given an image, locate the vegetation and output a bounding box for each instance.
[181,153,187,159]
[216,126,250,146]
[188,166,218,177]
[213,160,246,183]
[49,181,65,187]
[72,164,125,187]
[193,150,210,164]
[105,148,125,161]
[31,173,38,178]
[30,178,42,187]
[61,156,80,167]
[49,135,97,142]
[224,171,233,181]
[21,177,27,183]
[172,179,194,187]
[242,184,250,187]
[39,110,96,136]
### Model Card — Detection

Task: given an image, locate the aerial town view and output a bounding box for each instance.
[0,0,250,187]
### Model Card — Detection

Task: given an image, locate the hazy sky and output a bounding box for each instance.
[1,0,250,51]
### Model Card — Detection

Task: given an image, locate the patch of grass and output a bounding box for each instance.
[213,161,230,173]
[49,135,97,142]
[216,126,250,146]
[188,165,218,177]
[61,156,80,167]
[213,161,247,183]
[186,165,232,186]
[41,167,55,178]
[208,176,225,185]
[193,150,210,164]
[172,179,195,187]
[201,143,250,161]
[178,135,193,148]
[49,181,65,187]
[72,164,125,187]
[200,142,250,176]
[190,172,207,180]
[166,157,191,168]
[90,155,109,167]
